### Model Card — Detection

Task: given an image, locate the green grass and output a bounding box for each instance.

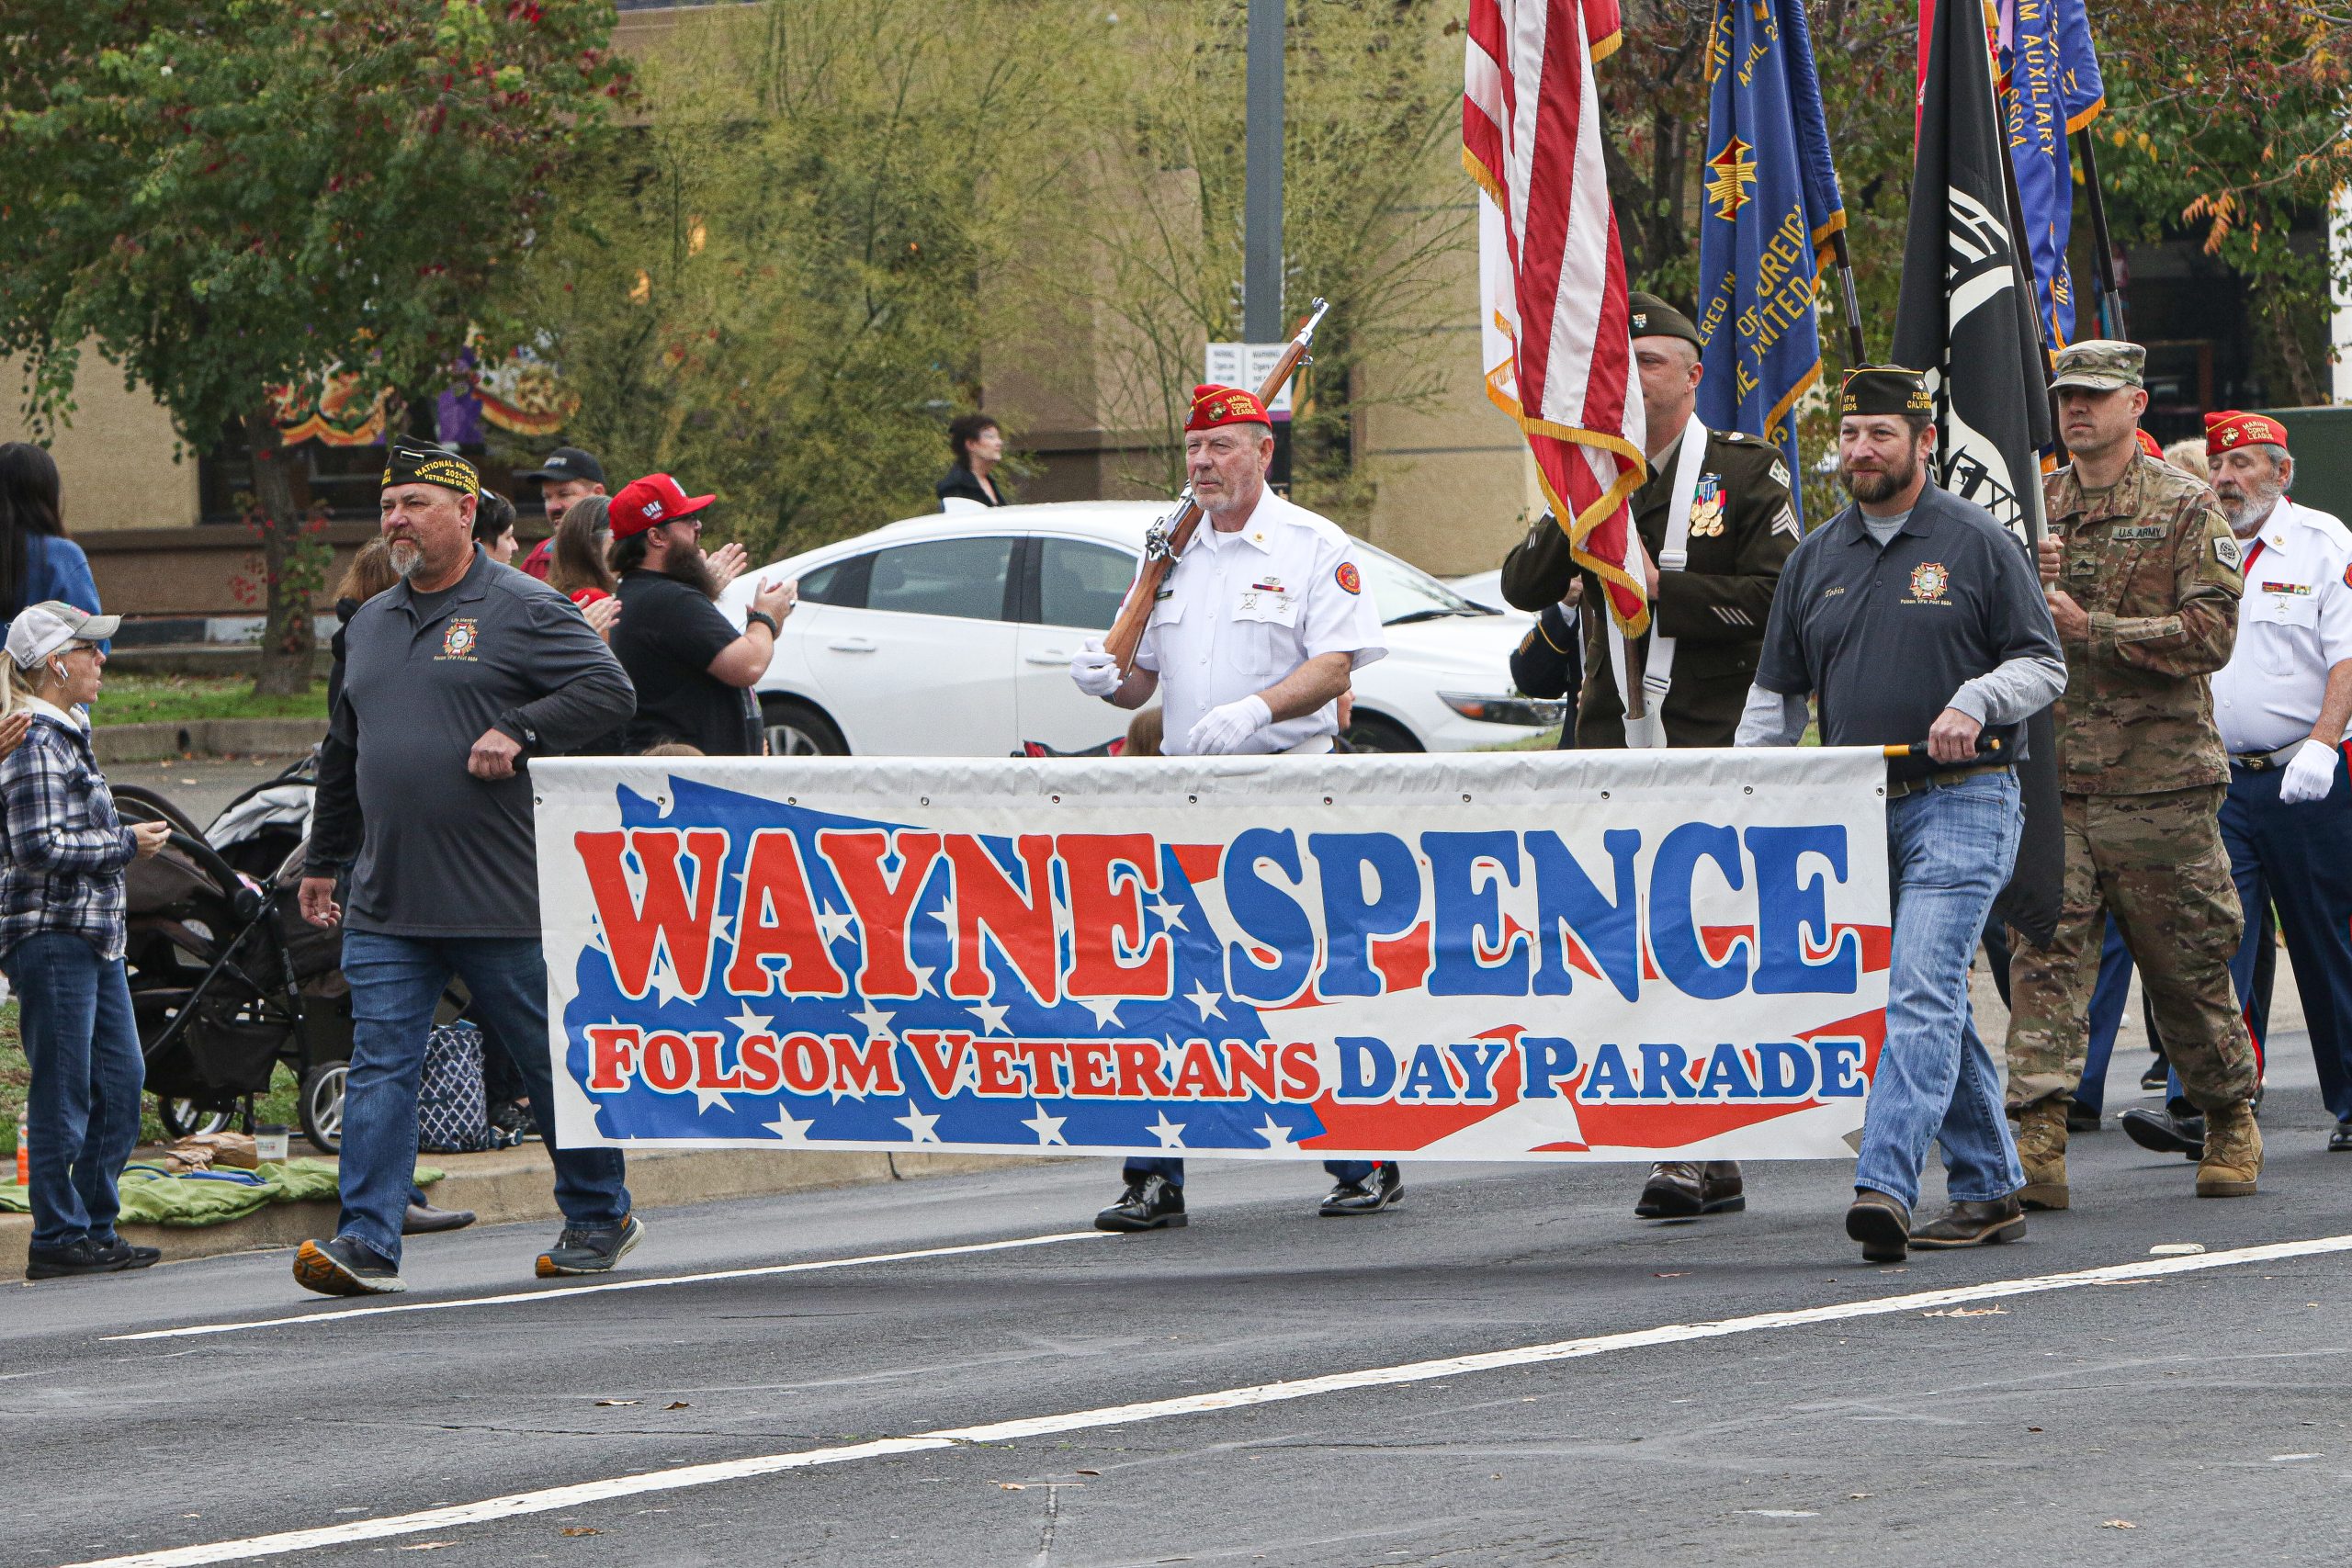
[91,672,329,728]
[2,1000,301,1156]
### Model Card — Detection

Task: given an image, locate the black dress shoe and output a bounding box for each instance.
[23,1237,136,1280]
[1845,1189,1912,1264]
[2139,1056,2171,1091]
[2331,1121,2352,1153]
[88,1237,162,1270]
[403,1201,478,1235]
[1634,1160,1745,1219]
[2066,1100,2100,1133]
[2120,1106,2205,1159]
[1094,1175,1186,1233]
[1909,1195,2026,1249]
[1318,1162,1404,1216]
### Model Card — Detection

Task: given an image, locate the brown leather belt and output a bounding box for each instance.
[1884,761,2014,800]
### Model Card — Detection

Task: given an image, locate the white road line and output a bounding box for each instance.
[56,1231,2352,1568]
[104,1230,1113,1342]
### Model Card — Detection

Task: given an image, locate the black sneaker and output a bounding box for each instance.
[293,1235,407,1297]
[24,1237,136,1280]
[536,1213,645,1278]
[1094,1176,1186,1233]
[487,1100,537,1145]
[2138,1057,2170,1091]
[88,1237,161,1270]
[1318,1161,1405,1216]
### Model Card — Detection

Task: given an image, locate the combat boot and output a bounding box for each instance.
[2011,1100,2070,1211]
[2195,1100,2263,1198]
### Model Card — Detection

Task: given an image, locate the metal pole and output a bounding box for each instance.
[2073,129,2124,339]
[1244,0,1284,344]
[1828,229,1869,365]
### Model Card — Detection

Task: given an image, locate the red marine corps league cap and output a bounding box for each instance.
[2204,410,2288,456]
[608,473,717,539]
[1185,384,1272,433]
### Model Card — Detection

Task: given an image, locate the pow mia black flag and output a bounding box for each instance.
[1892,0,2063,946]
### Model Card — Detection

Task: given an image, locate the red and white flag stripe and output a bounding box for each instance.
[1464,0,1649,633]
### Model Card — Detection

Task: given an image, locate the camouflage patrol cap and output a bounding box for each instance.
[2049,339,2145,391]
[1627,291,1703,351]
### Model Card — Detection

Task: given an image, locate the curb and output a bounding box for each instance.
[2,1145,1051,1282]
[93,717,325,764]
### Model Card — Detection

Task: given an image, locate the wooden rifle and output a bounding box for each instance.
[1103,299,1332,674]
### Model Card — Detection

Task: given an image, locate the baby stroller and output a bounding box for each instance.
[118,752,357,1152]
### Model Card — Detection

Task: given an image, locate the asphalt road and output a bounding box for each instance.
[107,754,309,829]
[8,1035,2351,1568]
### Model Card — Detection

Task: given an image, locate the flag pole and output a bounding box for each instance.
[1828,230,1869,364]
[2074,129,2126,339]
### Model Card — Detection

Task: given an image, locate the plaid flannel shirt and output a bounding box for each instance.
[0,702,136,962]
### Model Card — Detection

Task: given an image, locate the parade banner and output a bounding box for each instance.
[533,751,1891,1163]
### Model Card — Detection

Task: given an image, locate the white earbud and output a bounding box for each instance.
[49,661,66,684]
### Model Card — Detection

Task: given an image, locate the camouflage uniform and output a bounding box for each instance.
[2005,401,2258,1123]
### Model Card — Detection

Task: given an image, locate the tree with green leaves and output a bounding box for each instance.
[0,1,626,692]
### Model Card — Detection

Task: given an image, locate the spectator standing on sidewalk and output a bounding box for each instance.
[1,444,104,641]
[294,440,639,1296]
[471,490,520,566]
[935,414,1012,510]
[515,447,608,581]
[1,603,168,1280]
[549,495,621,642]
[605,473,795,756]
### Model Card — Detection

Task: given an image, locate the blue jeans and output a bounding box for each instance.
[337,933,628,1266]
[4,933,144,1251]
[1855,773,2027,1210]
[1125,1157,1375,1189]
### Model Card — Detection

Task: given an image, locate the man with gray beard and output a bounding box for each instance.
[294,440,639,1295]
[2120,412,2352,1160]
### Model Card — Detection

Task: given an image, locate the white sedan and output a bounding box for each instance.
[716,501,1564,757]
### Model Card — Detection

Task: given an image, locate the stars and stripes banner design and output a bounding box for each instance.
[1464,0,1652,636]
[533,752,1892,1163]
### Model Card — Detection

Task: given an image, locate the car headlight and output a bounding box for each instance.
[1438,692,1566,727]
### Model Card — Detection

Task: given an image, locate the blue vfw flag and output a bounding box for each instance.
[1693,0,1848,523]
[2000,0,2106,345]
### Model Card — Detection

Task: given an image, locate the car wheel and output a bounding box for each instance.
[761,697,848,757]
[157,1097,235,1140]
[300,1061,347,1155]
[1344,713,1423,753]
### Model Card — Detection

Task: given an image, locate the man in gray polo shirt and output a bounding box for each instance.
[292,439,639,1297]
[1741,367,2065,1265]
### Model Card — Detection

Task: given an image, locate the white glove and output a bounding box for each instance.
[1069,637,1122,698]
[2279,737,2339,804]
[1186,694,1272,756]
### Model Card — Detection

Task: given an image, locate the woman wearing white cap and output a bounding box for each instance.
[0,602,171,1280]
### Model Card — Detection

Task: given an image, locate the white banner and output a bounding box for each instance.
[533,750,1890,1162]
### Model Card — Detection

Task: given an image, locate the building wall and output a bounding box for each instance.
[0,346,201,532]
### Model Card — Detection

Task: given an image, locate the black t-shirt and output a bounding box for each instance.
[611,570,757,756]
[1757,484,2061,778]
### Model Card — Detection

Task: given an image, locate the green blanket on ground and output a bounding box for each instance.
[0,1159,444,1228]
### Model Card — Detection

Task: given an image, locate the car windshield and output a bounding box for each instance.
[1354,541,1493,626]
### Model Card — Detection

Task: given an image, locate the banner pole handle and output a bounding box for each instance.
[2075,129,2126,340]
[1829,229,1869,366]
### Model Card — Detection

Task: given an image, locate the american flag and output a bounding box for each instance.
[1464,0,1650,634]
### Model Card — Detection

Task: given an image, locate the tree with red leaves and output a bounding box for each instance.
[0,2,628,693]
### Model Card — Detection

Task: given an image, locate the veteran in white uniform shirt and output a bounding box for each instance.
[2126,409,2352,1159]
[1067,381,1395,1232]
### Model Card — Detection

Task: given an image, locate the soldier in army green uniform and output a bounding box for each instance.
[2004,340,2263,1206]
[1498,291,1796,1223]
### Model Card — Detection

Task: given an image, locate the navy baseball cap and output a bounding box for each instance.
[515,446,605,487]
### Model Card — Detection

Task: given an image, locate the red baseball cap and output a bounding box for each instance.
[609,473,716,539]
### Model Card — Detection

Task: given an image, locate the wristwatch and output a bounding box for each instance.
[746,608,780,636]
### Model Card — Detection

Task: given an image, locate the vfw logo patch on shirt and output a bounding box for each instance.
[440,618,481,661]
[1906,561,1951,604]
